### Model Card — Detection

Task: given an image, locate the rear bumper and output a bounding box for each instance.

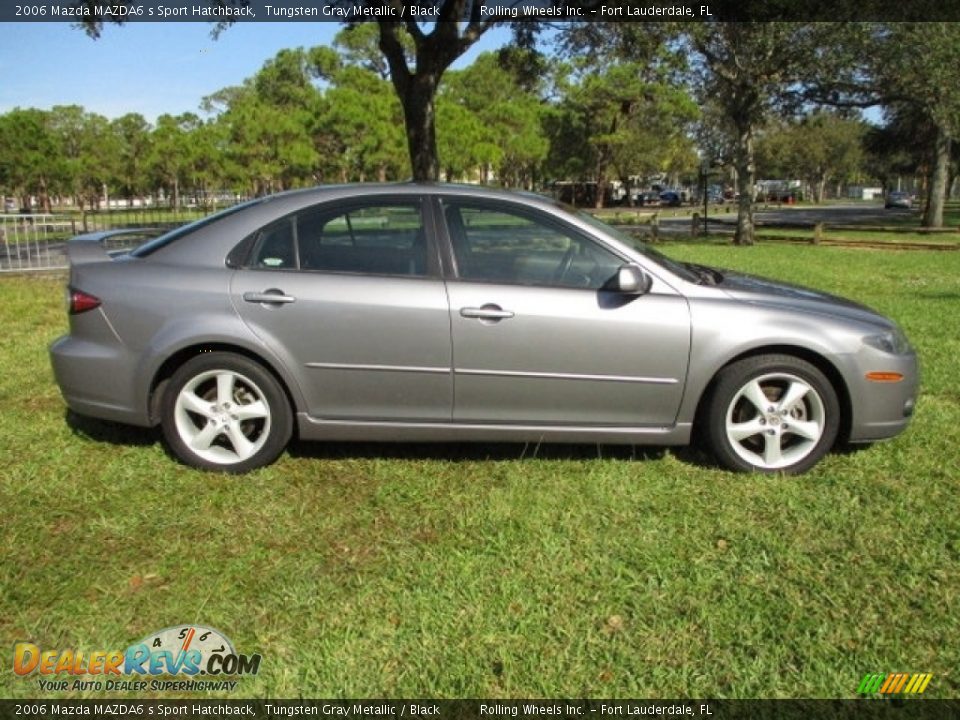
[49,334,152,427]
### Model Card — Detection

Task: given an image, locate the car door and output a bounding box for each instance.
[439,198,690,427]
[230,197,453,422]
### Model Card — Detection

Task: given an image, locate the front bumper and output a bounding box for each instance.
[845,348,919,443]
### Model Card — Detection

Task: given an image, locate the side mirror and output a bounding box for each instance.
[609,264,652,295]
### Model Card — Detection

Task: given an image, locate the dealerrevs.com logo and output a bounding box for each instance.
[14,625,261,692]
[857,672,934,695]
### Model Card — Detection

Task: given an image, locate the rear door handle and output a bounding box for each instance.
[460,305,514,320]
[243,290,296,305]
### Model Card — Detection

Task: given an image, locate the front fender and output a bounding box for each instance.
[677,298,864,424]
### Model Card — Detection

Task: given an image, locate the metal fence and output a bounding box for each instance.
[0,212,190,273]
[0,214,77,272]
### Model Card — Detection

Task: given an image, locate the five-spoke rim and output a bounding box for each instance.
[173,369,272,465]
[725,372,826,470]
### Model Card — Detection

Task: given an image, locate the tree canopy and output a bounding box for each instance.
[1,20,956,225]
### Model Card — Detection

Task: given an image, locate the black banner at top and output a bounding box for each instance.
[3,0,960,23]
[3,700,960,720]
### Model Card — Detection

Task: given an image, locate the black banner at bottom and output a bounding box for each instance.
[3,700,960,720]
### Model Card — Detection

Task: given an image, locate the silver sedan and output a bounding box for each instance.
[50,184,918,474]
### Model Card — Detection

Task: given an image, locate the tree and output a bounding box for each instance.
[204,48,322,195]
[185,120,229,209]
[148,114,201,209]
[374,14,504,181]
[218,92,319,195]
[440,51,548,187]
[572,65,697,207]
[79,5,513,182]
[314,51,409,183]
[686,23,860,244]
[111,113,152,203]
[436,98,497,182]
[871,24,960,227]
[332,22,412,80]
[0,108,61,211]
[553,24,699,207]
[756,111,866,202]
[863,108,928,194]
[49,105,118,213]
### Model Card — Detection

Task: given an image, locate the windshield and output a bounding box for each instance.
[564,206,700,283]
[129,198,263,258]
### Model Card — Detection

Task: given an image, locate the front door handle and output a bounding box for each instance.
[243,290,296,305]
[460,304,514,320]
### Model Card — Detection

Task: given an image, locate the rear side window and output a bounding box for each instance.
[239,202,427,277]
[299,204,426,276]
[249,218,296,269]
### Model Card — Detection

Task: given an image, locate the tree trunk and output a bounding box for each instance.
[377,19,495,184]
[399,75,440,182]
[594,176,607,209]
[622,175,635,207]
[923,126,950,228]
[733,122,755,246]
[39,178,51,213]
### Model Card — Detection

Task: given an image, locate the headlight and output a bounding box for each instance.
[863,328,912,355]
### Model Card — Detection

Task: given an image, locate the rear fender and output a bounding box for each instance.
[137,316,309,419]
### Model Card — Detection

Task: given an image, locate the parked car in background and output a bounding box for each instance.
[885,191,913,209]
[659,191,682,207]
[638,191,661,207]
[50,184,917,475]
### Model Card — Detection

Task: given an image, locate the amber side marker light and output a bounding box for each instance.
[866,372,904,382]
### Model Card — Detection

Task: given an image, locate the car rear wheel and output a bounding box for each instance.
[161,352,292,472]
[704,355,840,474]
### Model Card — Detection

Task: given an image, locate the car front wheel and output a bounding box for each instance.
[704,355,840,474]
[161,352,292,472]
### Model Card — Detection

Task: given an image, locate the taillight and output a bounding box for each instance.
[69,288,101,315]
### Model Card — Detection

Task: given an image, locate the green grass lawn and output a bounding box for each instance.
[1,244,959,700]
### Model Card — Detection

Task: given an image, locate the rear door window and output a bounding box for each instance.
[298,204,427,276]
[238,200,430,277]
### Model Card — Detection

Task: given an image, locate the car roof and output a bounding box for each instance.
[260,182,552,204]
[132,183,565,263]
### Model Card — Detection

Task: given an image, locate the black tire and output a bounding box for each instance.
[703,354,840,474]
[160,352,292,473]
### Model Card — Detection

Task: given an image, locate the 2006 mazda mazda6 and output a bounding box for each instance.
[50,184,918,474]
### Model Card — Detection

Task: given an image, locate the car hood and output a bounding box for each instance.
[715,268,896,330]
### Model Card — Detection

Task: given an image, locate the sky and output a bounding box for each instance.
[0,22,512,122]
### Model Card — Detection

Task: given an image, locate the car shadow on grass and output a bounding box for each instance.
[287,439,669,463]
[64,410,712,468]
[65,410,159,447]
